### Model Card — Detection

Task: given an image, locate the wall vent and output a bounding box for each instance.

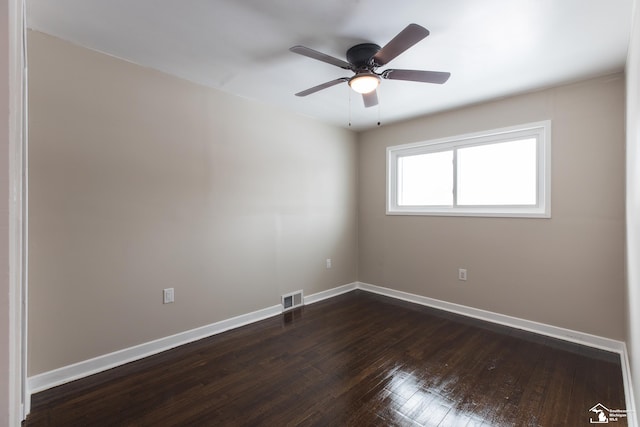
[282,290,304,311]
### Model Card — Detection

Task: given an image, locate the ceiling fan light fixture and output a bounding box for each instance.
[348,73,380,94]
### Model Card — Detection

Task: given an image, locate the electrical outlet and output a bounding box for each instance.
[163,288,175,304]
[326,258,332,269]
[458,269,467,281]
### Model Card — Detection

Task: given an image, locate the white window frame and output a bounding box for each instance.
[387,120,551,218]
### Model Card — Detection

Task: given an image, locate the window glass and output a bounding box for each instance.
[398,151,453,206]
[457,138,537,206]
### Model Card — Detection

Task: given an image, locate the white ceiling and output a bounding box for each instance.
[27,0,633,130]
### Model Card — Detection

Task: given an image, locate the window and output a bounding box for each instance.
[387,121,551,217]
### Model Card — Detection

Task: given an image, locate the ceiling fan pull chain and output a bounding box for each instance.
[377,91,381,126]
[348,86,352,127]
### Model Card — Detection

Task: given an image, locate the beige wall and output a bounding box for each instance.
[626,0,640,413]
[27,31,358,375]
[358,74,626,340]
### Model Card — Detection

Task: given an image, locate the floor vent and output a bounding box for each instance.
[282,290,304,311]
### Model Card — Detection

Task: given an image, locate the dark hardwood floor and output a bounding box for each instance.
[24,290,627,426]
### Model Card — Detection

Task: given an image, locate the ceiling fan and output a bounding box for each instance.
[290,24,451,108]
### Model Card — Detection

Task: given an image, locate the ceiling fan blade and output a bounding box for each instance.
[372,24,430,67]
[383,69,451,84]
[290,45,353,70]
[295,77,349,97]
[362,90,378,108]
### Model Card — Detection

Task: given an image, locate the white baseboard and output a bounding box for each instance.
[27,280,636,425]
[304,282,357,305]
[356,281,637,424]
[27,282,359,396]
[28,303,282,395]
[356,282,625,352]
[619,343,638,427]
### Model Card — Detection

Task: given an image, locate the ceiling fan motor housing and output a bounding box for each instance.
[346,43,381,69]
